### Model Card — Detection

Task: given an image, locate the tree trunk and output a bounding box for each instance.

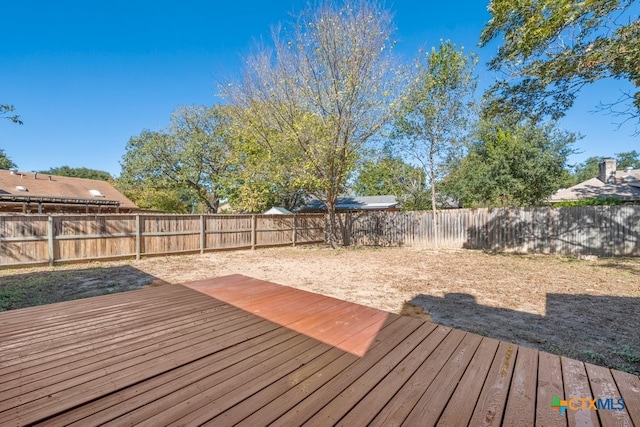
[204,196,219,214]
[430,152,439,250]
[326,201,340,249]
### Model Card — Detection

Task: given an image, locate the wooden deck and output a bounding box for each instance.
[0,274,638,426]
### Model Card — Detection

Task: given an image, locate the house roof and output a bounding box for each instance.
[298,195,398,212]
[0,169,137,209]
[550,169,640,202]
[263,206,293,215]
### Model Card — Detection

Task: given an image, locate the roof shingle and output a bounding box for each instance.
[0,169,137,210]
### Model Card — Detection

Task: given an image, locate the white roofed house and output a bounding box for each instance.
[263,206,293,215]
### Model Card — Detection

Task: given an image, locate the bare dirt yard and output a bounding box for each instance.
[1,246,638,374]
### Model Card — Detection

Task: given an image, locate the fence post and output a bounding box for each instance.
[200,215,205,254]
[135,214,141,260]
[47,215,54,266]
[251,215,257,250]
[292,215,297,247]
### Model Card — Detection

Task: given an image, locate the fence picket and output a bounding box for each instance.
[346,206,640,257]
[0,214,325,266]
[1,206,637,267]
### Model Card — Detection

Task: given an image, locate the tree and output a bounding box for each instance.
[445,118,577,206]
[224,130,308,213]
[119,105,235,213]
[394,40,477,248]
[117,186,196,213]
[226,165,307,213]
[481,0,640,127]
[353,156,429,210]
[0,149,17,170]
[616,150,640,168]
[570,156,602,185]
[1,104,22,125]
[39,166,113,181]
[224,0,401,247]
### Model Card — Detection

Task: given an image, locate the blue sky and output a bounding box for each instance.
[2,1,637,177]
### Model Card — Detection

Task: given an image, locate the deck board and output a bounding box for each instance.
[436,337,501,426]
[43,326,296,427]
[112,336,322,426]
[585,363,634,426]
[611,370,640,426]
[0,274,638,426]
[467,341,518,426]
[503,346,539,426]
[207,345,350,426]
[307,322,441,426]
[232,317,408,426]
[404,332,484,426]
[0,309,251,394]
[562,356,601,427]
[165,340,333,426]
[270,318,425,426]
[369,328,467,426]
[0,304,235,382]
[334,322,440,426]
[536,352,568,427]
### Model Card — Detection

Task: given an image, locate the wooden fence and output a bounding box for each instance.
[0,214,325,267]
[2,206,637,267]
[345,205,640,257]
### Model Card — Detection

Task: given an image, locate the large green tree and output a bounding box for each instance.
[394,40,477,248]
[570,156,602,185]
[354,156,429,210]
[119,105,235,213]
[39,166,112,181]
[225,134,307,213]
[0,149,17,169]
[481,0,640,126]
[445,118,577,206]
[118,186,196,213]
[225,0,402,246]
[1,104,22,125]
[616,149,640,168]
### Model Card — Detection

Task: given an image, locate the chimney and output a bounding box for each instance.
[598,158,617,184]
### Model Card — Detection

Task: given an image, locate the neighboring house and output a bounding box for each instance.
[263,206,293,215]
[0,169,138,214]
[297,195,399,213]
[217,201,233,214]
[549,158,640,203]
[434,194,463,210]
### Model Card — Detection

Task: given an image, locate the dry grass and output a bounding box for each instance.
[1,246,638,374]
